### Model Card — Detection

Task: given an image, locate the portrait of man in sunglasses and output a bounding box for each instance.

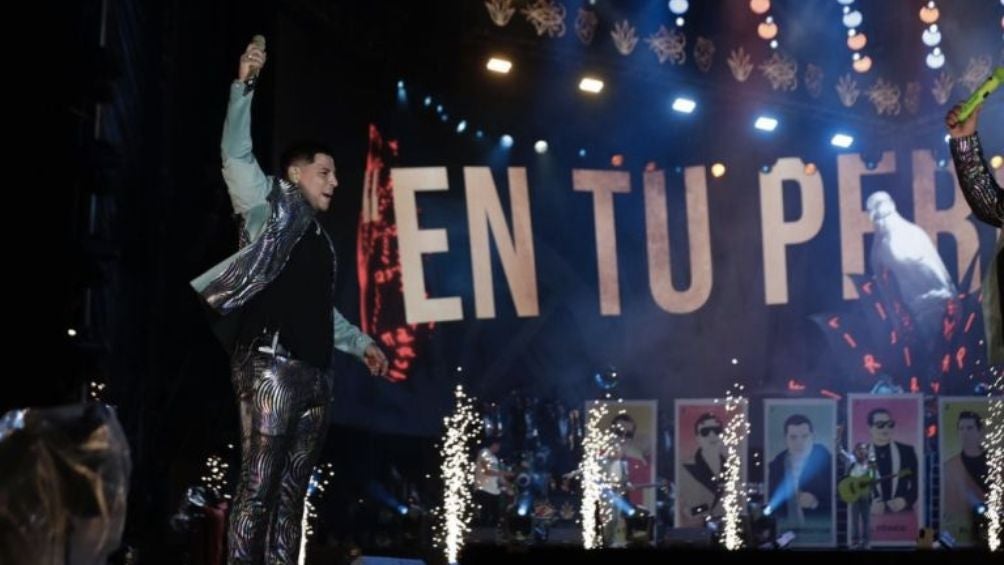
[678,413,726,526]
[865,408,918,515]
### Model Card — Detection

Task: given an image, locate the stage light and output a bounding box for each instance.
[919,1,939,25]
[423,96,432,107]
[397,80,405,90]
[578,148,587,158]
[764,505,773,516]
[534,140,548,154]
[926,47,945,69]
[938,530,956,549]
[475,130,484,139]
[843,10,863,28]
[804,162,818,175]
[672,97,696,113]
[676,17,685,27]
[611,154,624,167]
[991,155,1003,170]
[847,31,867,51]
[769,39,778,49]
[456,120,467,133]
[711,163,726,178]
[517,492,532,516]
[67,328,77,337]
[486,57,512,74]
[436,104,444,114]
[755,116,778,131]
[758,16,778,40]
[668,0,689,15]
[775,530,796,548]
[760,164,772,173]
[750,0,770,15]
[579,77,604,93]
[852,53,872,73]
[831,133,854,148]
[500,135,514,148]
[922,24,941,47]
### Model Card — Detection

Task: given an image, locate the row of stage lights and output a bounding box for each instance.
[394,53,1003,178]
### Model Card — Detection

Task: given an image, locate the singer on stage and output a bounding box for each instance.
[191,39,389,564]
[946,100,1004,365]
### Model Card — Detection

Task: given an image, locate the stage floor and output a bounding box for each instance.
[457,545,997,564]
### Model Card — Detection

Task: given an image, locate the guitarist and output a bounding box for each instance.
[839,441,877,549]
[474,439,508,529]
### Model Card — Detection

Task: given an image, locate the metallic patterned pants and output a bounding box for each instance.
[227,338,330,564]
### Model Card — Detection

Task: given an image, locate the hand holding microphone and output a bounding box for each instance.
[238,35,267,93]
[946,67,1003,139]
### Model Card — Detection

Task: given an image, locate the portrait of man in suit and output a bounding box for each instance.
[767,414,833,525]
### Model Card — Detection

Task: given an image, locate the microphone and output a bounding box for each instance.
[244,35,266,95]
[957,66,1004,122]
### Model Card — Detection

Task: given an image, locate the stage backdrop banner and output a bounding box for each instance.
[938,396,990,547]
[274,13,1003,435]
[674,399,748,528]
[588,399,659,514]
[846,394,924,547]
[763,398,837,547]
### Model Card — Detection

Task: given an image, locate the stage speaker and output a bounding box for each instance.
[360,557,426,565]
[663,527,713,548]
[546,526,581,544]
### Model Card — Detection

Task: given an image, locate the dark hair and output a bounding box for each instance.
[783,414,813,434]
[612,413,636,427]
[867,408,891,426]
[280,140,335,179]
[958,411,983,430]
[694,413,721,434]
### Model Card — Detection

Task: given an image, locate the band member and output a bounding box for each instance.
[474,439,504,528]
[946,103,1003,364]
[840,442,877,549]
[192,39,388,563]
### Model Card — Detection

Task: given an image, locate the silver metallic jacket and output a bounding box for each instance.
[199,177,315,316]
[190,81,373,360]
